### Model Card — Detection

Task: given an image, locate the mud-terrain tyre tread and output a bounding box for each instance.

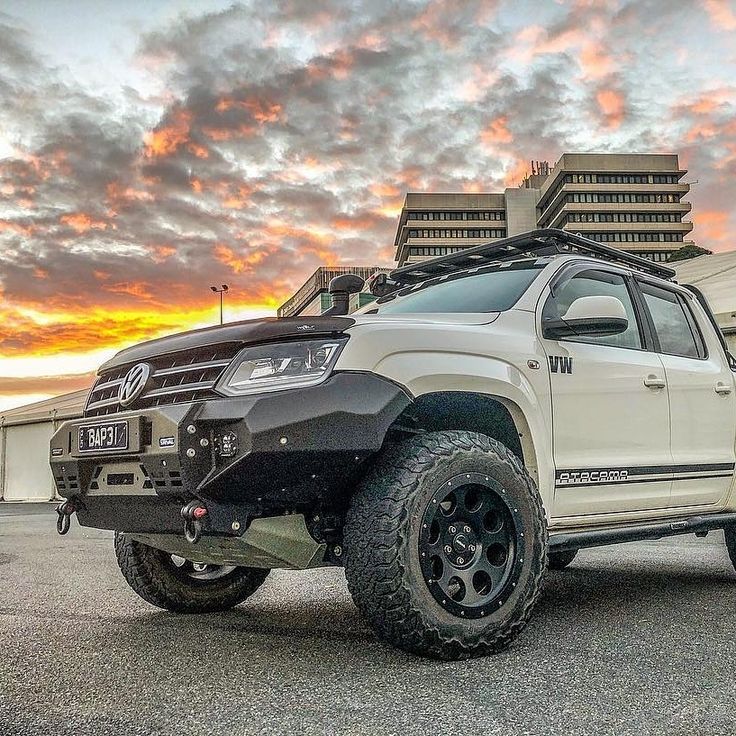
[548,549,578,571]
[725,525,736,572]
[344,430,547,660]
[114,533,269,613]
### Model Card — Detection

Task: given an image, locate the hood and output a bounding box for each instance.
[347,312,500,328]
[99,316,355,372]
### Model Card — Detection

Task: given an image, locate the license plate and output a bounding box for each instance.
[78,421,129,453]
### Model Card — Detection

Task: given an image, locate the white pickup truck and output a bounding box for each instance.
[50,229,736,660]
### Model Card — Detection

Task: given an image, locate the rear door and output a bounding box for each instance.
[635,280,736,507]
[540,264,673,518]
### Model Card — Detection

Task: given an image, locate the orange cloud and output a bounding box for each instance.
[458,64,499,102]
[222,184,254,209]
[696,209,729,242]
[214,244,270,274]
[330,214,382,230]
[60,212,108,233]
[186,142,209,159]
[202,124,258,141]
[480,116,513,146]
[503,157,530,187]
[144,108,192,158]
[579,41,615,79]
[685,122,720,142]
[703,0,736,31]
[676,87,735,115]
[105,181,154,214]
[149,244,176,262]
[369,182,401,197]
[596,88,625,129]
[514,24,585,60]
[411,0,495,50]
[216,96,285,123]
[306,49,355,81]
[0,219,35,236]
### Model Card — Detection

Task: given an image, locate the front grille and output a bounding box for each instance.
[84,343,241,417]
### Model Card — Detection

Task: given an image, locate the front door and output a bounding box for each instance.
[540,265,673,518]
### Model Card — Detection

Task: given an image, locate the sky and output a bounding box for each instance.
[1,0,736,412]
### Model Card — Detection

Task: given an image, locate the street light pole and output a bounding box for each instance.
[209,284,229,324]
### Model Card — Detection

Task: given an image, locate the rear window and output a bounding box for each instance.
[374,264,543,314]
[639,282,706,359]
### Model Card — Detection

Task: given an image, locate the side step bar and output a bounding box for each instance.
[549,512,736,552]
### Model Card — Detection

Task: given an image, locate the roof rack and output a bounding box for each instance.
[383,228,675,290]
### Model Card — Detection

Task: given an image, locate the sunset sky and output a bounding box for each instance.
[1,0,736,411]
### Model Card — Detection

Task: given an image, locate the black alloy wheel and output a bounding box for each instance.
[167,554,237,582]
[418,473,523,619]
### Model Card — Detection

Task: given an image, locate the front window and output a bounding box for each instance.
[369,262,544,315]
[542,268,642,349]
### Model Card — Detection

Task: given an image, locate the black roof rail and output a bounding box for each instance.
[384,228,676,289]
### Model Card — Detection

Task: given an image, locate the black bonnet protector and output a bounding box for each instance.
[99,316,355,372]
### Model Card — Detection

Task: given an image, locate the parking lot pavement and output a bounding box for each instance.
[1,505,735,736]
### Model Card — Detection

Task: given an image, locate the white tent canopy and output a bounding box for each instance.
[1,389,88,502]
[673,252,736,337]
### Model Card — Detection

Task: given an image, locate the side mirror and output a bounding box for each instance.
[322,274,365,316]
[543,295,629,339]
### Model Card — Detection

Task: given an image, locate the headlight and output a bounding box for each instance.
[216,338,347,396]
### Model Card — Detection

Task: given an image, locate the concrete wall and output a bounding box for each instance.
[504,187,540,236]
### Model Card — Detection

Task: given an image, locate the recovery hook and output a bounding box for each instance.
[180,500,208,544]
[55,499,77,535]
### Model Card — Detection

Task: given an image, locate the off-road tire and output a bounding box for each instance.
[725,525,736,572]
[548,549,578,571]
[114,533,270,613]
[344,430,547,660]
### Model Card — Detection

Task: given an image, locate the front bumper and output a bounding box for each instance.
[50,372,411,533]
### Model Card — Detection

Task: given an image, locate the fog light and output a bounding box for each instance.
[215,431,238,458]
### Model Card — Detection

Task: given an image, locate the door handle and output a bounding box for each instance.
[715,382,733,395]
[643,375,666,389]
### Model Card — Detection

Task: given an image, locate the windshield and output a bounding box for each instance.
[371,263,544,314]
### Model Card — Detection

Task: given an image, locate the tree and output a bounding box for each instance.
[667,244,712,263]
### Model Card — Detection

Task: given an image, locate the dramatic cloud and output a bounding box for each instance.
[0,0,735,407]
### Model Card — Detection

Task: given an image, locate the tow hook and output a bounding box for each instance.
[55,499,77,535]
[181,500,208,544]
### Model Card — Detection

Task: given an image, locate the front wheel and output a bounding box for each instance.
[344,430,547,660]
[114,533,270,613]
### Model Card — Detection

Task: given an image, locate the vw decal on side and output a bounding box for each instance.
[549,355,573,374]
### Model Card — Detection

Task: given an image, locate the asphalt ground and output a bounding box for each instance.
[1,503,735,736]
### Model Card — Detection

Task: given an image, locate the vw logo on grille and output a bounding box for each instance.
[118,363,151,408]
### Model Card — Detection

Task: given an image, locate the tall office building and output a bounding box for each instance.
[394,153,694,265]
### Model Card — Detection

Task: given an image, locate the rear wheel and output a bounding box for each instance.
[114,533,269,613]
[548,549,578,571]
[344,430,547,660]
[725,525,736,572]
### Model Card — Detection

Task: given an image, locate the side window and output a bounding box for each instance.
[543,268,642,349]
[639,282,705,359]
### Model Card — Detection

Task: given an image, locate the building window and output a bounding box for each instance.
[564,192,681,205]
[584,232,685,243]
[565,212,683,224]
[408,228,506,239]
[407,210,505,222]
